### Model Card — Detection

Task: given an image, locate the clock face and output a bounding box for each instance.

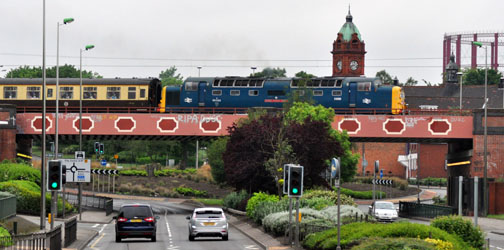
[350,60,359,71]
[337,60,342,70]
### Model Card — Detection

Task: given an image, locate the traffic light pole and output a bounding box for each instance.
[51,191,56,229]
[288,197,293,245]
[295,197,300,247]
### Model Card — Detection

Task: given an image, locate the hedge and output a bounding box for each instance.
[351,237,438,250]
[117,170,147,176]
[303,222,472,250]
[0,226,9,237]
[302,190,356,206]
[155,168,197,177]
[353,176,408,190]
[339,187,386,200]
[222,190,248,210]
[431,215,485,249]
[246,192,279,218]
[0,163,41,185]
[173,186,207,197]
[410,177,448,187]
[0,180,73,216]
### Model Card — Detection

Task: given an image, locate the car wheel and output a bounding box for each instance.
[222,235,228,241]
[151,236,156,242]
[115,235,121,243]
[189,235,195,241]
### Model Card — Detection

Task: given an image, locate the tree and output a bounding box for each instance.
[462,68,502,85]
[375,70,393,84]
[250,67,286,78]
[6,64,100,78]
[159,66,183,86]
[207,137,229,184]
[403,77,418,86]
[295,71,315,78]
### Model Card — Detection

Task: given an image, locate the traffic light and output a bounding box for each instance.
[47,160,62,191]
[94,142,100,154]
[61,165,67,185]
[288,165,304,197]
[99,143,104,154]
[283,164,292,194]
[374,160,380,173]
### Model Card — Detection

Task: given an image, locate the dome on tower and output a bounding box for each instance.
[338,8,361,42]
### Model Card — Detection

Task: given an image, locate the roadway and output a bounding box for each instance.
[84,198,262,250]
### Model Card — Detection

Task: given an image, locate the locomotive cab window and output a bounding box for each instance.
[140,89,146,98]
[357,82,371,91]
[4,87,17,99]
[230,90,240,96]
[313,90,323,96]
[185,82,198,91]
[107,87,121,99]
[27,87,41,99]
[128,87,136,99]
[83,87,97,99]
[212,90,222,96]
[60,87,73,99]
[248,90,259,96]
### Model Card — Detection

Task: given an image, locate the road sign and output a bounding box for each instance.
[91,169,118,175]
[62,159,91,183]
[114,154,118,159]
[331,158,340,179]
[75,151,85,159]
[380,169,383,179]
[362,159,368,168]
[372,179,393,185]
[101,159,107,166]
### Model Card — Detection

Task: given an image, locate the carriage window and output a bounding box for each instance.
[332,90,342,96]
[212,90,222,96]
[47,88,53,98]
[313,90,323,96]
[230,90,240,96]
[26,87,41,99]
[83,87,97,99]
[107,87,121,99]
[294,90,305,96]
[358,82,372,91]
[4,87,17,99]
[249,90,259,96]
[128,87,136,99]
[185,82,198,91]
[60,87,73,99]
[267,90,285,96]
[140,89,146,98]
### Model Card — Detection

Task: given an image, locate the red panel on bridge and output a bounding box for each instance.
[338,119,360,134]
[31,116,52,132]
[429,120,451,134]
[115,118,135,132]
[158,118,178,132]
[73,118,93,130]
[383,119,406,134]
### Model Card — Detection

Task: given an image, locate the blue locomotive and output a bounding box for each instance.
[159,76,405,114]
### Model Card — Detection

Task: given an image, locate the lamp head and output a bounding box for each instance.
[63,18,75,24]
[472,41,483,48]
[456,71,463,76]
[85,45,95,51]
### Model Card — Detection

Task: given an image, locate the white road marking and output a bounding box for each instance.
[87,223,108,249]
[92,224,99,228]
[490,245,504,250]
[244,245,260,249]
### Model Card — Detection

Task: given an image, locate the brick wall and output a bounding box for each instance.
[354,142,406,178]
[489,182,504,214]
[472,135,504,179]
[418,144,449,178]
[0,129,16,160]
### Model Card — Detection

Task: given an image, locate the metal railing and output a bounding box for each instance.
[0,194,16,220]
[62,192,111,210]
[64,217,77,248]
[0,225,61,250]
[105,200,113,216]
[399,201,457,218]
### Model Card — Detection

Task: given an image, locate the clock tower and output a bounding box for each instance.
[332,9,366,77]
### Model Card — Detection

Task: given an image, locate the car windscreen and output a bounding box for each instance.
[120,206,152,218]
[195,210,223,219]
[375,203,395,210]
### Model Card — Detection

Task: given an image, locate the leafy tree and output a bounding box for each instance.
[403,77,418,86]
[295,71,315,78]
[375,70,393,84]
[462,68,502,85]
[207,137,229,184]
[6,65,100,78]
[159,66,183,86]
[250,67,286,78]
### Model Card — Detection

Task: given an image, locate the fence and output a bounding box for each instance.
[0,225,61,250]
[399,201,456,218]
[63,192,112,210]
[64,217,77,248]
[0,193,16,220]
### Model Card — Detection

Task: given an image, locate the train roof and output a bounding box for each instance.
[184,76,379,82]
[0,78,159,85]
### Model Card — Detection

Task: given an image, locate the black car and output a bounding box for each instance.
[114,204,159,242]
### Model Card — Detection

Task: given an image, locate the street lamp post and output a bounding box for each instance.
[197,66,202,77]
[79,44,94,221]
[473,41,488,216]
[251,67,257,75]
[55,18,74,161]
[457,71,463,110]
[41,0,47,230]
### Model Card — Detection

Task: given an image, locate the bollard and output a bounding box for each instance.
[13,222,17,235]
[365,215,368,222]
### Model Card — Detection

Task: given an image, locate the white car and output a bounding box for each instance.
[186,207,229,241]
[368,201,398,222]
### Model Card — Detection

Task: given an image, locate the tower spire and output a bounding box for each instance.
[346,4,353,22]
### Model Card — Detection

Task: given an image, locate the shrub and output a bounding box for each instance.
[321,205,365,224]
[0,163,41,185]
[339,187,386,199]
[262,208,333,236]
[431,215,485,249]
[173,186,207,197]
[424,238,454,250]
[352,237,437,250]
[0,226,10,237]
[196,165,214,182]
[195,198,223,206]
[410,177,448,187]
[302,190,356,206]
[246,192,278,218]
[223,190,248,210]
[154,168,197,177]
[119,170,147,176]
[303,222,472,250]
[353,176,408,190]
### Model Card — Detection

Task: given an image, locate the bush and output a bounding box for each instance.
[0,226,9,237]
[154,168,197,177]
[353,176,408,190]
[119,170,147,176]
[173,186,207,197]
[262,208,333,236]
[246,192,278,218]
[303,222,472,250]
[302,190,356,206]
[410,177,448,187]
[351,237,437,250]
[0,163,41,185]
[431,215,485,249]
[223,190,248,210]
[339,187,386,199]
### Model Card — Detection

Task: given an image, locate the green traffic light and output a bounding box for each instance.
[51,182,58,189]
[292,188,298,194]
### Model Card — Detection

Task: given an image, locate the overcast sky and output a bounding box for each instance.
[1,0,503,84]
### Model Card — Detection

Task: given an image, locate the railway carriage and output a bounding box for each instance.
[159,76,405,114]
[0,78,161,110]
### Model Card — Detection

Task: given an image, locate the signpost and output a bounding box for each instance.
[100,159,107,166]
[332,158,342,250]
[62,159,91,183]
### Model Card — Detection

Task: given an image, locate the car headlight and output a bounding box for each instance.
[191,225,196,229]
